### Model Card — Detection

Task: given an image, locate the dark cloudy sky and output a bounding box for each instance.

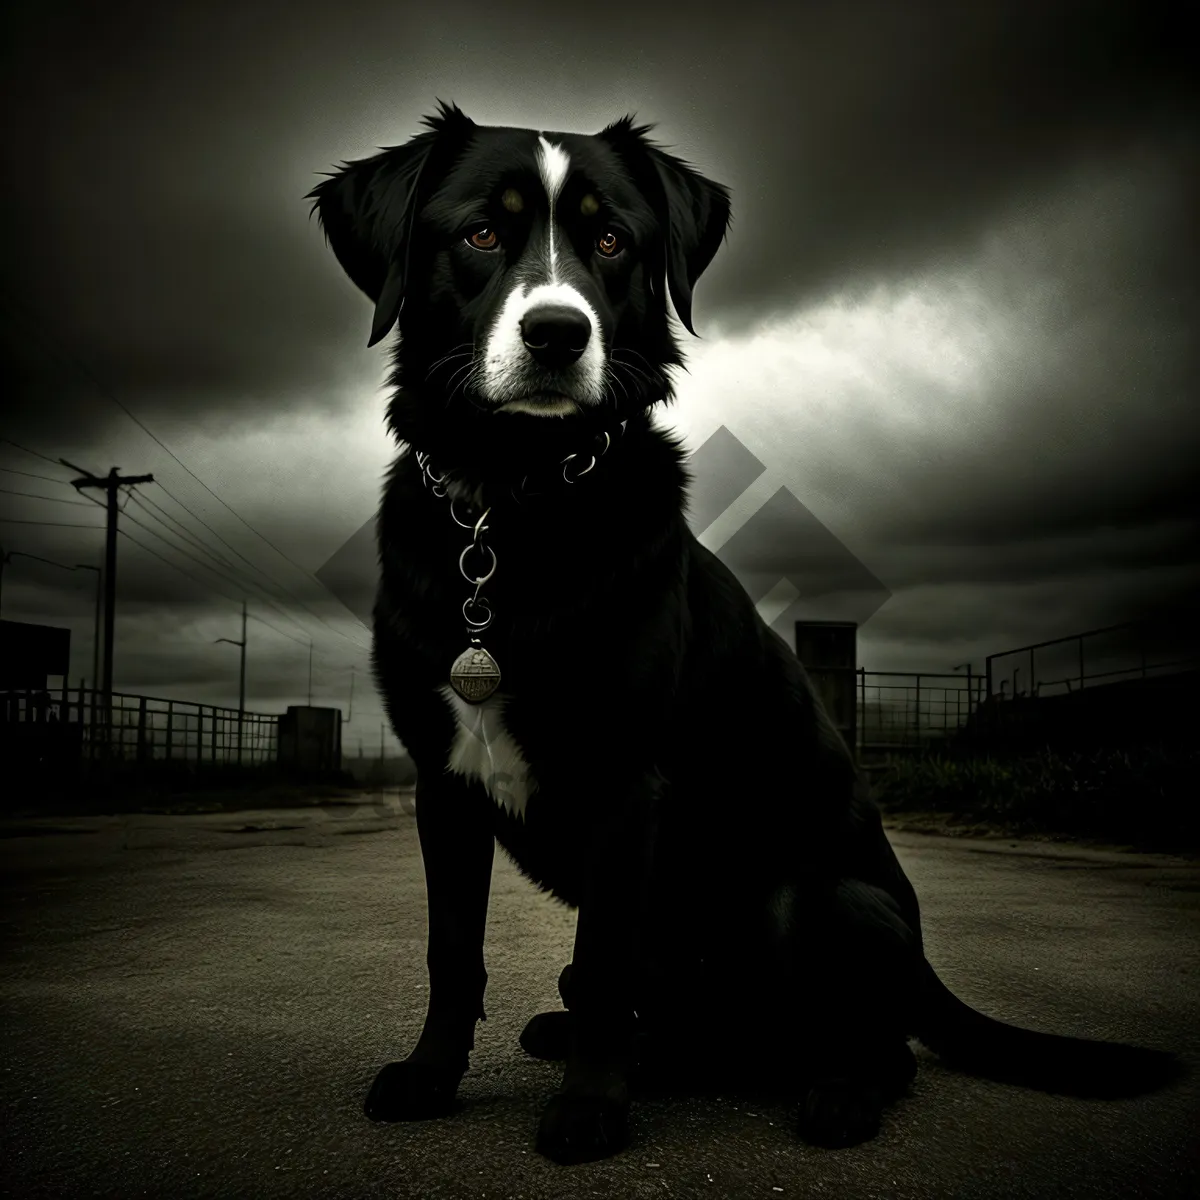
[1,0,1197,747]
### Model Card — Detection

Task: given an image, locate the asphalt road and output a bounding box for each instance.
[1,793,1197,1200]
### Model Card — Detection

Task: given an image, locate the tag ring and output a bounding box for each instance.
[459,543,497,586]
[463,595,494,631]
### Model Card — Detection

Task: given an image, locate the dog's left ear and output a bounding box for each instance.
[308,100,475,347]
[600,117,732,335]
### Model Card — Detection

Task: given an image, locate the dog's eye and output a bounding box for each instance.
[467,228,500,251]
[597,231,622,258]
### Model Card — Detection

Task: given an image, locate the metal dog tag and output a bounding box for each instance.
[449,644,502,703]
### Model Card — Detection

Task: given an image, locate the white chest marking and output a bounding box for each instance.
[439,687,537,819]
[537,135,570,281]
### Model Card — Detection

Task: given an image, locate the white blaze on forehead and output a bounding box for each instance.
[536,135,571,280]
[536,135,571,202]
[472,135,604,411]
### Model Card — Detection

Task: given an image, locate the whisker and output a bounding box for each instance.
[425,348,475,383]
[605,364,632,404]
[443,359,477,395]
[611,350,655,387]
[426,342,474,374]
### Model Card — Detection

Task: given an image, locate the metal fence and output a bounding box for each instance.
[1,684,279,769]
[984,617,1199,700]
[851,619,1197,761]
[856,669,986,757]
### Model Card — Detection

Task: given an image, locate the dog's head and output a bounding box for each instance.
[309,101,730,469]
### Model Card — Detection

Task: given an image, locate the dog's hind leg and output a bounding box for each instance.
[520,1009,573,1060]
[533,773,664,1165]
[518,964,577,1061]
[768,877,923,1149]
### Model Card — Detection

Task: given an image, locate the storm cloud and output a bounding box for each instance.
[1,0,1196,741]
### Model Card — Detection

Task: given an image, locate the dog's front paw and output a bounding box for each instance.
[364,1059,464,1122]
[797,1077,884,1148]
[535,1092,631,1164]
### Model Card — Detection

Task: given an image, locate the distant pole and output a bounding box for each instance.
[342,666,355,723]
[214,599,247,764]
[378,722,386,795]
[102,470,118,698]
[88,569,101,710]
[76,562,103,734]
[61,461,154,705]
[238,600,247,760]
[308,641,313,706]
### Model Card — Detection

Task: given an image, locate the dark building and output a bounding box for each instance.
[277,706,343,776]
[1,620,77,789]
[795,619,858,756]
[0,619,71,692]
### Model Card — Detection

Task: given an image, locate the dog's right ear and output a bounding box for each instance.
[308,101,475,347]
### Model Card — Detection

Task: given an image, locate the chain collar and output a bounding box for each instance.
[414,419,628,507]
[416,418,629,702]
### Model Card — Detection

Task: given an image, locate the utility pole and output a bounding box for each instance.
[61,462,153,704]
[342,666,355,723]
[307,640,313,706]
[215,600,247,764]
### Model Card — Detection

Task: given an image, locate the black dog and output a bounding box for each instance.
[309,101,1180,1165]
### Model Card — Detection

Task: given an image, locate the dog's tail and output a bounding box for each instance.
[914,959,1185,1098]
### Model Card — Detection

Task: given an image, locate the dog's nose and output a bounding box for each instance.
[520,305,591,370]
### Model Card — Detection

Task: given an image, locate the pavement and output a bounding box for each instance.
[1,791,1197,1200]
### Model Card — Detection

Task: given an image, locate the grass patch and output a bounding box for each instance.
[871,741,1200,852]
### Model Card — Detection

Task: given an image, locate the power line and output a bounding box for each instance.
[116,489,328,646]
[0,297,367,647]
[125,490,260,585]
[82,489,358,662]
[152,478,299,594]
[117,524,341,653]
[126,490,366,662]
[77,484,369,665]
[1,436,366,692]
[137,481,367,647]
[118,522,269,637]
[126,488,244,575]
[0,466,76,486]
[250,603,355,659]
[0,486,96,507]
[5,354,369,659]
[0,437,66,468]
[0,519,105,528]
[150,478,370,653]
[3,314,369,662]
[124,489,368,658]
